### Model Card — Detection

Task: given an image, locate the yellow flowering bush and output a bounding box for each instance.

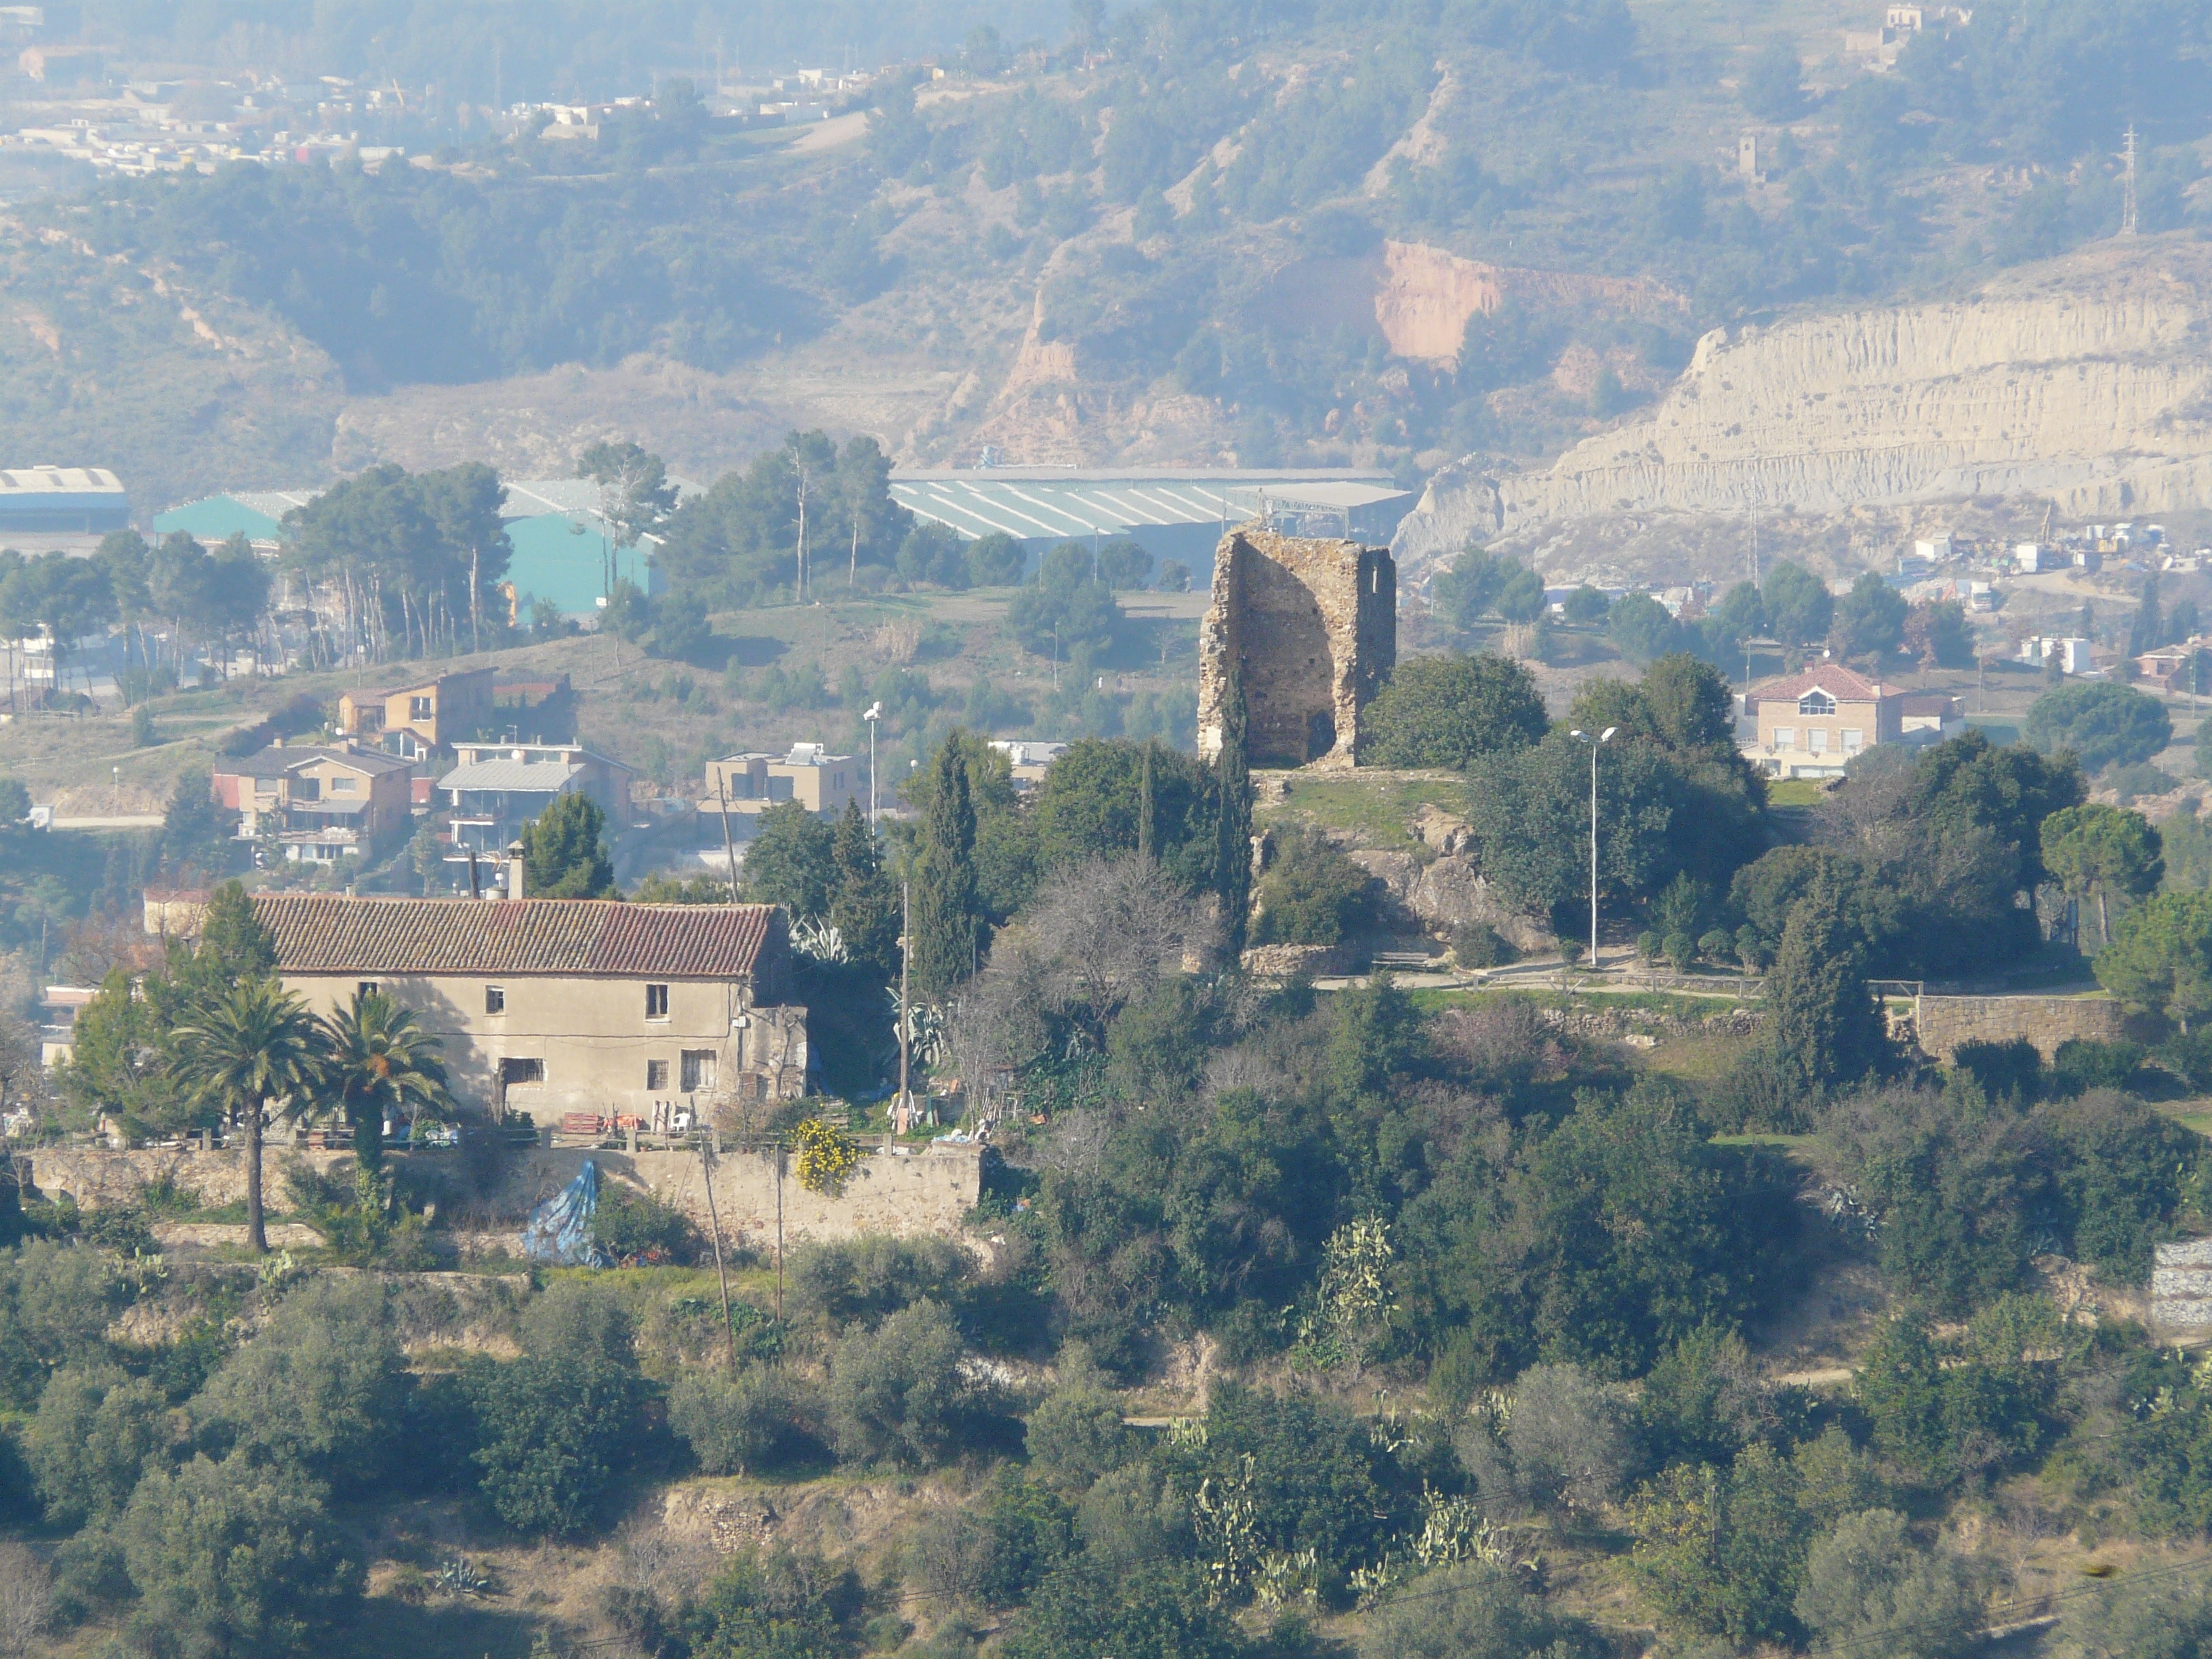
[792,1117,861,1195]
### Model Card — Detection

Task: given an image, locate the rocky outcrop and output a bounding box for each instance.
[1346,846,1552,952]
[1399,238,2212,565]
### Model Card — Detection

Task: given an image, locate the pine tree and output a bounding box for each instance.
[830,800,901,974]
[172,880,278,1010]
[909,735,983,999]
[1214,658,1252,958]
[522,794,616,898]
[1767,876,1886,1095]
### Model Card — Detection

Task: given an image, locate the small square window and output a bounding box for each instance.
[357,981,380,1001]
[485,985,506,1015]
[409,695,433,720]
[499,1057,544,1088]
[646,1059,670,1090]
[646,983,670,1021]
[681,1050,717,1092]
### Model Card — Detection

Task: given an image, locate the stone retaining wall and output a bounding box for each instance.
[1911,994,2133,1063]
[28,1146,354,1210]
[28,1138,985,1252]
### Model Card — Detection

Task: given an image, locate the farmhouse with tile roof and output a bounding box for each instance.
[250,889,809,1122]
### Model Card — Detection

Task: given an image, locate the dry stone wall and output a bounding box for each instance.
[1198,527,1395,769]
[1910,994,2133,1063]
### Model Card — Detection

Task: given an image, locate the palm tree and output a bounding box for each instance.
[171,977,321,1254]
[316,987,451,1169]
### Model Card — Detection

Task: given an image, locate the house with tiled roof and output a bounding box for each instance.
[249,879,810,1122]
[1744,664,1906,779]
[211,741,417,863]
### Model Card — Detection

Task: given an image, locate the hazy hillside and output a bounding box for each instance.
[0,0,2204,531]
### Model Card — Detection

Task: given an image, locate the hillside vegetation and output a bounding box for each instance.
[5,0,2205,506]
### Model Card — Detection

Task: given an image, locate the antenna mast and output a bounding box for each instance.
[2123,123,2139,237]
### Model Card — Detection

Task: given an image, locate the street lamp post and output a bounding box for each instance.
[1569,727,1617,969]
[863,701,883,825]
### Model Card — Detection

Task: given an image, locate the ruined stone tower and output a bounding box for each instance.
[1196,525,1397,770]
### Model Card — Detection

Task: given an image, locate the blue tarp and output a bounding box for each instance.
[520,1158,607,1267]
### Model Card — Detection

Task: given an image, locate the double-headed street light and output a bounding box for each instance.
[1568,726,1618,969]
[863,702,884,825]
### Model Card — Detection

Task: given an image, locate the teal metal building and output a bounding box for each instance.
[887,468,1414,577]
[150,478,674,617]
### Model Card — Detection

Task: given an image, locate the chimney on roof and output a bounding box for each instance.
[505,839,527,902]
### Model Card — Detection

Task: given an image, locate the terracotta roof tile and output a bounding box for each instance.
[1750,665,1891,703]
[251,894,778,979]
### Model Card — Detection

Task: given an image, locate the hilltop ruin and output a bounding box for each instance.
[1197,525,1396,770]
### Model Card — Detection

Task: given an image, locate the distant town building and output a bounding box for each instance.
[440,741,636,859]
[890,468,1413,580]
[2134,643,2209,691]
[988,739,1067,789]
[2019,636,2097,676]
[1899,693,1965,739]
[338,668,497,761]
[0,465,128,535]
[701,744,865,836]
[211,740,416,863]
[1744,665,1905,778]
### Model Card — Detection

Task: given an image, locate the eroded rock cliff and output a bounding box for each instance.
[1400,238,2212,572]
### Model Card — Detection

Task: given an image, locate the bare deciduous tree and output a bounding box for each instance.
[1006,855,1222,1034]
[0,1542,52,1658]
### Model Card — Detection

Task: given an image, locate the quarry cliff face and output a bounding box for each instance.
[1398,240,2212,570]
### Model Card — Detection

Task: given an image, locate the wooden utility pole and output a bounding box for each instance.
[773,1138,784,1323]
[715,777,741,901]
[795,466,810,602]
[698,1133,737,1372]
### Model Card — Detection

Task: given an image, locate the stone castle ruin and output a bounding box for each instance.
[1197,525,1397,769]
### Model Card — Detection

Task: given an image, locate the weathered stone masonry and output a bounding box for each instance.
[1197,526,1396,769]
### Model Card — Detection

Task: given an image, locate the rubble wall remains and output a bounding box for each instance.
[1197,526,1395,769]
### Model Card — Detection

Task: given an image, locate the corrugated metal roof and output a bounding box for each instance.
[0,466,123,495]
[254,894,777,978]
[438,760,585,793]
[888,468,1408,544]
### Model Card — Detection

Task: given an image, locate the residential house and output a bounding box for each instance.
[250,878,810,1118]
[2019,637,2097,676]
[1744,665,1906,778]
[337,668,497,761]
[988,739,1067,790]
[2135,644,2207,692]
[700,743,863,838]
[440,741,636,861]
[36,984,96,1069]
[1899,693,1965,740]
[211,741,415,862]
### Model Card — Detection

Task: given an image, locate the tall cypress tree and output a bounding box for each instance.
[1139,740,1157,862]
[911,735,983,1000]
[1214,658,1252,958]
[829,799,900,975]
[1768,874,1887,1095]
